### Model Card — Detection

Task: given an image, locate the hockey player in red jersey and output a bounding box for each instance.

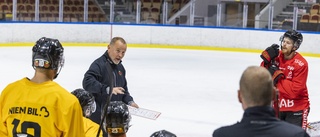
[260,30,310,130]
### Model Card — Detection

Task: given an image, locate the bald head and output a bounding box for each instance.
[239,66,274,108]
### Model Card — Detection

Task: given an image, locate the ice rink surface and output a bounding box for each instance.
[1,46,320,137]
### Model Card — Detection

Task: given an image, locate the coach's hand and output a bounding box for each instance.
[260,44,280,64]
[129,101,139,108]
[111,87,125,95]
[106,87,124,95]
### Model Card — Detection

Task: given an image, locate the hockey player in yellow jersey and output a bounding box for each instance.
[0,37,85,137]
[71,88,103,137]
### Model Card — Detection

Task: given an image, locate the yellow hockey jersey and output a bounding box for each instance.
[0,77,85,137]
[83,117,103,137]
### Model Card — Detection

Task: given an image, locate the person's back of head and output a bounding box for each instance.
[239,66,274,109]
[32,37,64,79]
[103,101,131,137]
[71,88,96,117]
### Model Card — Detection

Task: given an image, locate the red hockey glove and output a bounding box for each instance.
[268,65,284,85]
[260,44,280,64]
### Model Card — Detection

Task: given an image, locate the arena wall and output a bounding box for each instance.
[0,23,319,55]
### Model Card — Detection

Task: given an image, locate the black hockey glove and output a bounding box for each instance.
[260,44,280,64]
[268,65,284,85]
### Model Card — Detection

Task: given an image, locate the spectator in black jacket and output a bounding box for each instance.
[212,66,310,137]
[82,37,139,137]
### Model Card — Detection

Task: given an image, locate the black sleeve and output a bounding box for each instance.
[122,91,134,104]
[82,60,110,96]
[303,131,310,137]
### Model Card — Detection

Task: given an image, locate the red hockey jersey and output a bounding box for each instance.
[261,51,310,112]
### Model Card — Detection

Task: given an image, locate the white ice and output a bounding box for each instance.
[1,46,320,137]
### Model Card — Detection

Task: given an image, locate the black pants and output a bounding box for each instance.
[279,108,309,130]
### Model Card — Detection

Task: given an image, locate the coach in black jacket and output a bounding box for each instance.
[212,66,309,137]
[82,37,139,137]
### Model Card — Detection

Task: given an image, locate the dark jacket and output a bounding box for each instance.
[212,106,310,137]
[82,50,134,124]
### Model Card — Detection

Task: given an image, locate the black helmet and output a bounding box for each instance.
[103,101,131,135]
[71,88,96,117]
[280,30,303,50]
[32,37,64,74]
[150,130,177,137]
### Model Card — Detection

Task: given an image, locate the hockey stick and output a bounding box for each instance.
[274,88,280,118]
[96,61,114,137]
[306,121,320,136]
[271,60,280,118]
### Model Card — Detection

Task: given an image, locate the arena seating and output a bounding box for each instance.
[0,0,106,22]
[298,3,320,31]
